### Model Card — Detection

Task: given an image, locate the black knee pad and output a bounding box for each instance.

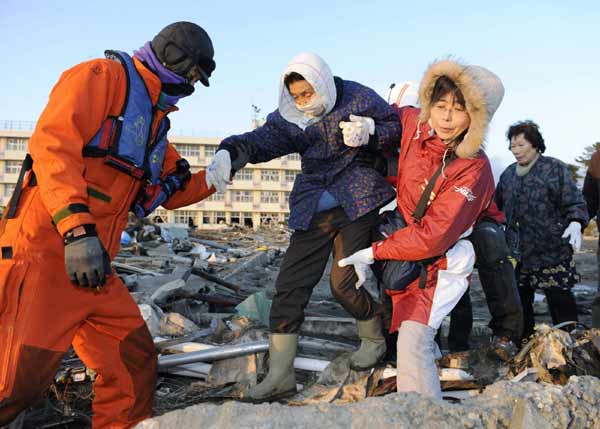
[469,221,511,268]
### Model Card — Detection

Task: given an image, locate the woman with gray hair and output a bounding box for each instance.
[496,120,588,340]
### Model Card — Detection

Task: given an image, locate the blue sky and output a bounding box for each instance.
[1,0,598,179]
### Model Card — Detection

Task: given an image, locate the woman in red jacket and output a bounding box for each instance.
[340,60,504,400]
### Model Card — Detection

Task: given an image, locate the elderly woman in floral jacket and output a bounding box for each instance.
[207,52,400,402]
[496,120,588,340]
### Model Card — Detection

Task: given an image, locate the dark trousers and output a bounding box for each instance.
[518,283,579,340]
[270,207,381,333]
[445,221,523,351]
[447,292,473,351]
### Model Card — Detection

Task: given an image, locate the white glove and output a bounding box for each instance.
[339,114,375,148]
[338,247,375,289]
[561,221,582,252]
[205,150,232,193]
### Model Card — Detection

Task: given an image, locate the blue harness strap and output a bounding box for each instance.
[83,50,190,217]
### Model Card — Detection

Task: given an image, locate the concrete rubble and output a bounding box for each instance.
[135,376,600,429]
[22,222,600,428]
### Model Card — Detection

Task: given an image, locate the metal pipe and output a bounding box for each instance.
[154,328,214,351]
[293,357,329,372]
[162,362,212,379]
[161,357,329,379]
[298,336,354,353]
[158,338,354,369]
[158,341,269,368]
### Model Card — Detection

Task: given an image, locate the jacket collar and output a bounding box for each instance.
[133,56,175,110]
[418,120,448,159]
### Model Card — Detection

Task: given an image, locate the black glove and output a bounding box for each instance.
[230,143,251,176]
[64,224,111,288]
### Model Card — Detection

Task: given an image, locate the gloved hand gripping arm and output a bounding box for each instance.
[206,144,252,193]
[338,247,375,289]
[205,150,233,193]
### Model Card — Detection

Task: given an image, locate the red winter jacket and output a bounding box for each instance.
[373,107,496,261]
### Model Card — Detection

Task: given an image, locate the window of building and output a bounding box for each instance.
[230,212,244,224]
[174,210,196,224]
[242,212,254,228]
[287,153,301,161]
[202,211,215,224]
[261,169,280,182]
[233,190,252,203]
[260,191,279,204]
[216,211,227,224]
[282,191,290,204]
[234,168,253,181]
[4,184,15,197]
[260,212,279,225]
[4,161,21,175]
[204,145,217,158]
[174,144,200,158]
[6,138,28,152]
[208,191,225,201]
[284,170,297,182]
[152,209,168,223]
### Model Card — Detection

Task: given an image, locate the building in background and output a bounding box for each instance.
[0,120,300,230]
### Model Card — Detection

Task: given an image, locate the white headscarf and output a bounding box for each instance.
[278,52,337,130]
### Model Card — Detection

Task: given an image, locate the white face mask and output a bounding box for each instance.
[296,94,326,118]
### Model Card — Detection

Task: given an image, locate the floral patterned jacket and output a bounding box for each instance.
[218,77,399,231]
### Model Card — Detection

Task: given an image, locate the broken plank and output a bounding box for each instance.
[190,237,230,251]
[111,261,160,276]
[191,267,241,293]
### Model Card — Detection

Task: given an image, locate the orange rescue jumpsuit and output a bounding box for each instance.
[0,56,213,428]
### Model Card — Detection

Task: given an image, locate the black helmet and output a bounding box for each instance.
[152,21,215,87]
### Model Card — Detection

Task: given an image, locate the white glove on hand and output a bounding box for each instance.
[339,114,375,148]
[205,150,232,193]
[561,221,582,252]
[338,247,375,289]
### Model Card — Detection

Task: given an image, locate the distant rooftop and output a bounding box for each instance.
[0,120,36,131]
[0,120,230,139]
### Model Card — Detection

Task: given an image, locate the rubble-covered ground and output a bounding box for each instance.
[19,224,600,428]
[137,376,600,429]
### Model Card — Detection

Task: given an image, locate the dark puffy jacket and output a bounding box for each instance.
[496,155,589,269]
[219,77,400,231]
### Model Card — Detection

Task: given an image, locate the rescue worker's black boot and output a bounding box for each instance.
[350,316,387,370]
[245,334,297,402]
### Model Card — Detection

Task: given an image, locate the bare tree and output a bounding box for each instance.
[567,163,581,182]
[575,142,600,169]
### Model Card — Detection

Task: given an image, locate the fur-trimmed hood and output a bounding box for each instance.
[418,60,504,158]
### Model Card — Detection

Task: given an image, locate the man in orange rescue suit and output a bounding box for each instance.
[0,22,219,428]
